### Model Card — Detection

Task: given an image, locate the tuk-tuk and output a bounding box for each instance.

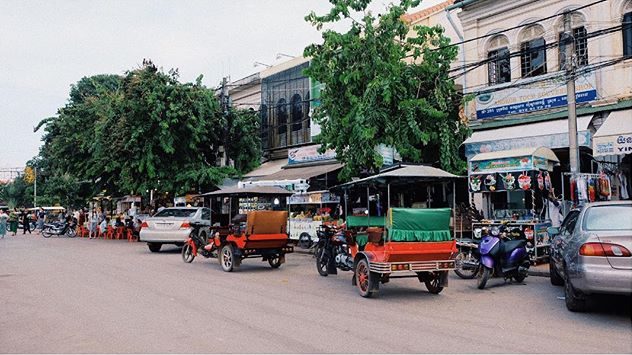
[333,164,459,297]
[200,186,294,272]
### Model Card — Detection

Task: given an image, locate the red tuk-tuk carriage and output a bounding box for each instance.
[200,186,294,272]
[333,164,459,297]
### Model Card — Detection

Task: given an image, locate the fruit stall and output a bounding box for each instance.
[468,147,560,263]
[287,190,341,247]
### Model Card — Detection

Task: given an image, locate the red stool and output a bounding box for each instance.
[106,226,115,240]
[115,226,124,240]
[126,229,137,242]
[81,226,89,238]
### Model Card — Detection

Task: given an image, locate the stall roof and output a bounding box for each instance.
[243,159,286,179]
[594,109,632,139]
[199,185,294,197]
[334,164,459,189]
[470,147,560,163]
[260,162,343,181]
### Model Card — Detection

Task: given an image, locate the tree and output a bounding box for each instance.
[304,0,469,179]
[0,177,29,208]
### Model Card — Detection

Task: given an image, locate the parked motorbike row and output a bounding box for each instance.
[41,220,77,238]
[453,223,531,289]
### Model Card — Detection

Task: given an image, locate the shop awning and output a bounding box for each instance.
[261,162,343,181]
[469,146,559,175]
[199,186,294,197]
[592,109,632,157]
[334,164,459,190]
[463,116,593,158]
[242,159,286,179]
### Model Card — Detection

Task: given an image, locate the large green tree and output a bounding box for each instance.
[304,0,469,178]
[34,60,260,205]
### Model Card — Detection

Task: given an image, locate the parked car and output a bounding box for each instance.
[139,207,211,253]
[548,201,632,312]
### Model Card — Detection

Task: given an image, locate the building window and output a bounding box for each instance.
[559,27,588,70]
[521,37,547,78]
[624,12,632,57]
[488,47,510,85]
[290,94,303,131]
[276,99,288,147]
[260,104,268,149]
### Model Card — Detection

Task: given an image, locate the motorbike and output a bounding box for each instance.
[315,225,353,276]
[454,240,480,279]
[42,220,77,238]
[182,223,216,263]
[477,224,530,289]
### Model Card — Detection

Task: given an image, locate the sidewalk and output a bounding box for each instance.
[295,247,551,277]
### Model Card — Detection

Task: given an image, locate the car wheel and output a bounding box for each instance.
[549,260,564,286]
[564,277,587,312]
[147,243,162,253]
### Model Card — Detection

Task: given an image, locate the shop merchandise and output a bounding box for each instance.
[618,172,630,200]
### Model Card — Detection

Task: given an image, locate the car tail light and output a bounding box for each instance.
[141,221,148,229]
[180,221,191,229]
[579,242,631,257]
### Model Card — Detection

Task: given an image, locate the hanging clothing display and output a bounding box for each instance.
[618,172,630,200]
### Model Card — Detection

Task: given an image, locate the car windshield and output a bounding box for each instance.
[583,205,632,231]
[153,209,197,218]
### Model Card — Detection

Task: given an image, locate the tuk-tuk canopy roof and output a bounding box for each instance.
[334,164,459,190]
[199,185,294,197]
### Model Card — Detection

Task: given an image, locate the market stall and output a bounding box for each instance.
[468,146,560,263]
[287,190,341,247]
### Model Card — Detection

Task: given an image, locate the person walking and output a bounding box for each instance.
[88,209,98,239]
[36,207,46,233]
[0,210,8,239]
[8,208,19,236]
[21,209,32,234]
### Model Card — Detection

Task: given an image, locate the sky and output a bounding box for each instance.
[0,0,445,169]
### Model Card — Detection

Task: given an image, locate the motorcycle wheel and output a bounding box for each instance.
[42,228,52,238]
[268,255,282,268]
[424,273,444,294]
[454,251,479,279]
[66,229,76,238]
[477,266,492,290]
[513,273,526,283]
[315,245,328,277]
[298,233,312,249]
[182,243,195,263]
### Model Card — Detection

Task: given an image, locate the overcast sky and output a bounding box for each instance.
[0,0,444,169]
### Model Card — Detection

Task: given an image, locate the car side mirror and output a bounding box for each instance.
[547,226,560,236]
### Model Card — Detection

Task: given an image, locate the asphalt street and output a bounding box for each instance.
[1,234,630,353]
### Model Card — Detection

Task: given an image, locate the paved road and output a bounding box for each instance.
[1,235,630,353]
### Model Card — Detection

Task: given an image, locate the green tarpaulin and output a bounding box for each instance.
[387,208,452,242]
[346,215,385,228]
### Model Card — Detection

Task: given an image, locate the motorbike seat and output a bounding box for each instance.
[500,239,526,253]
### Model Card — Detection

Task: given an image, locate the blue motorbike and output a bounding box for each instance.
[477,224,531,289]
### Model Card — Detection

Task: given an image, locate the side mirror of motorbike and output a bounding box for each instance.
[547,227,560,236]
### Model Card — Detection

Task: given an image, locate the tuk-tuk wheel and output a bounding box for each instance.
[355,258,377,298]
[268,255,282,268]
[220,244,236,272]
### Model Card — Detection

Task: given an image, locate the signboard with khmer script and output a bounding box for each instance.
[475,72,597,120]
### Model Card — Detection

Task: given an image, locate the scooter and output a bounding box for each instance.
[42,220,76,238]
[477,224,530,289]
[182,223,216,263]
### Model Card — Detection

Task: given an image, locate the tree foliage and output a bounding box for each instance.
[34,60,260,205]
[304,0,469,178]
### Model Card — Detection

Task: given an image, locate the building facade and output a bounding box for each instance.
[447,0,632,211]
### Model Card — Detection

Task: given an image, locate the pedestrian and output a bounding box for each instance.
[99,217,107,238]
[547,188,563,228]
[36,207,46,233]
[21,209,32,234]
[0,210,8,239]
[88,209,98,239]
[8,208,18,236]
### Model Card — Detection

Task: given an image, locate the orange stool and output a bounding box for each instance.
[126,229,137,242]
[106,226,115,240]
[115,226,124,240]
[81,226,89,238]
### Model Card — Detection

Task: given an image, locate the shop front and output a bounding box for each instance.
[468,147,560,262]
[287,190,341,247]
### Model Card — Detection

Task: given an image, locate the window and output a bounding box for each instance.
[583,205,632,231]
[521,37,547,77]
[260,104,268,149]
[559,27,588,70]
[488,47,511,84]
[290,94,303,131]
[624,12,632,57]
[153,208,198,218]
[202,208,211,221]
[559,210,580,235]
[276,99,287,135]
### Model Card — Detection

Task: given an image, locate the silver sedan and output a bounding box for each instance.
[548,201,632,312]
[140,207,211,253]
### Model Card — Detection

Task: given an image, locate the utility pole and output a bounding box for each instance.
[220,76,229,167]
[564,12,580,174]
[34,167,37,207]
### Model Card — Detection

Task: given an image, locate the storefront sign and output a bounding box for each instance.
[475,73,597,120]
[470,156,534,174]
[288,219,322,240]
[593,134,632,156]
[465,131,591,158]
[288,144,336,165]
